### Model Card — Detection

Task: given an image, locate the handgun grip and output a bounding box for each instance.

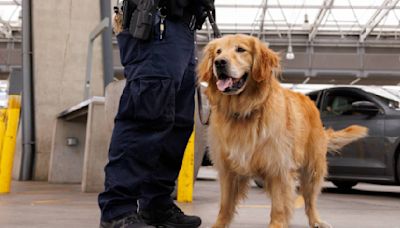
[122,0,137,29]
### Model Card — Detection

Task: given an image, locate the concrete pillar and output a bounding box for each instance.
[82,100,108,192]
[48,97,107,192]
[49,118,87,184]
[32,0,104,180]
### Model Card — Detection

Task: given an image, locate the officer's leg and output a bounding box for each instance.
[138,56,196,210]
[99,75,175,222]
[98,80,136,222]
[136,54,200,228]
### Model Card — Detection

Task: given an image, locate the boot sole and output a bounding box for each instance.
[152,221,201,228]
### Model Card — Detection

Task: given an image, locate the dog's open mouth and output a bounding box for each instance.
[216,73,248,94]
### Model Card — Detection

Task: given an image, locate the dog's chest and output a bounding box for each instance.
[220,124,265,174]
[226,142,255,173]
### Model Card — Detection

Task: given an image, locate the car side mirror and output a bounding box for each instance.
[351,101,380,114]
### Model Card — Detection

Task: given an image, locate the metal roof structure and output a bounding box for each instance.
[2,0,400,44]
[198,0,400,46]
[194,0,400,85]
[0,0,21,40]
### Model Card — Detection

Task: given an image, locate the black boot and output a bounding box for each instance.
[100,212,156,228]
[139,204,201,228]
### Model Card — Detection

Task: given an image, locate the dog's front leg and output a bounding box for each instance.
[212,170,249,228]
[267,174,296,228]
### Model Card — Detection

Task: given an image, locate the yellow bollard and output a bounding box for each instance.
[177,130,195,203]
[0,95,21,194]
[0,109,7,158]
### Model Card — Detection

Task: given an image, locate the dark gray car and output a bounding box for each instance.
[307,86,400,190]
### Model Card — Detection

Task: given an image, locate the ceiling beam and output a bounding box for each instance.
[213,23,400,29]
[215,4,400,10]
[359,0,399,42]
[0,0,20,6]
[196,30,400,47]
[308,0,334,42]
[258,0,268,38]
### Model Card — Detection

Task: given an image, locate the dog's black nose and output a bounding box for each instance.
[214,59,228,69]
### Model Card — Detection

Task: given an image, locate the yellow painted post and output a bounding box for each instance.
[0,95,21,194]
[0,109,7,157]
[177,130,195,203]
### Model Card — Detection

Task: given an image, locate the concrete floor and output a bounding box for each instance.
[1,168,400,228]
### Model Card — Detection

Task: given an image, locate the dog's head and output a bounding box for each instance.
[198,34,280,96]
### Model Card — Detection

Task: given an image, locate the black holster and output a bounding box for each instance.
[123,0,157,40]
[122,0,136,29]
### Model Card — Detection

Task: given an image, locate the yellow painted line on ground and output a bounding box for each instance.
[15,190,70,195]
[30,199,70,206]
[238,204,270,209]
[0,201,13,206]
[237,196,304,209]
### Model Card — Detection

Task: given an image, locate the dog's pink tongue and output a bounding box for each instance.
[216,78,233,92]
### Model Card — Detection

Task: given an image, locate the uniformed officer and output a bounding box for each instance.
[98,0,215,227]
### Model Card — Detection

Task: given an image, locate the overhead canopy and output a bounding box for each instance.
[1,0,399,42]
[0,0,21,39]
[212,0,400,41]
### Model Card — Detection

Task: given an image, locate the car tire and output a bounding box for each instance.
[201,147,213,166]
[332,180,357,190]
[397,154,400,183]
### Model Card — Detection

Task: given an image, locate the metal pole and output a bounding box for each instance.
[21,0,35,180]
[258,0,268,39]
[100,0,114,90]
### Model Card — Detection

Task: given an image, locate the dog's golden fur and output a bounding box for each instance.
[197,34,367,228]
[113,10,123,35]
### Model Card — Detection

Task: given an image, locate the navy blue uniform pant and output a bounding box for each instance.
[98,13,196,222]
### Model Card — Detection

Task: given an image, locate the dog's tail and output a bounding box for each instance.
[326,125,368,152]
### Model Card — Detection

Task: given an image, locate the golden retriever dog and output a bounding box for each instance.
[112,7,123,35]
[197,34,367,228]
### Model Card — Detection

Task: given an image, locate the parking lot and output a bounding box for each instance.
[1,168,399,228]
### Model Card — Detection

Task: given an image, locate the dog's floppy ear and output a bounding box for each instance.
[251,37,280,82]
[197,41,216,83]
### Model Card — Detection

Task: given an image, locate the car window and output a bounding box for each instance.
[322,90,372,116]
[373,94,400,110]
[307,91,321,108]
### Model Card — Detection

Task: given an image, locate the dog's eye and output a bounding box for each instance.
[236,47,246,53]
[216,49,222,54]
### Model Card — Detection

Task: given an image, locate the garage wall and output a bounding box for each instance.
[32,0,104,180]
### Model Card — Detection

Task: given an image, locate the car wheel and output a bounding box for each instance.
[397,154,400,182]
[254,178,264,188]
[332,180,357,190]
[201,147,213,166]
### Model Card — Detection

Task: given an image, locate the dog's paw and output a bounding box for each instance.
[312,221,332,228]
